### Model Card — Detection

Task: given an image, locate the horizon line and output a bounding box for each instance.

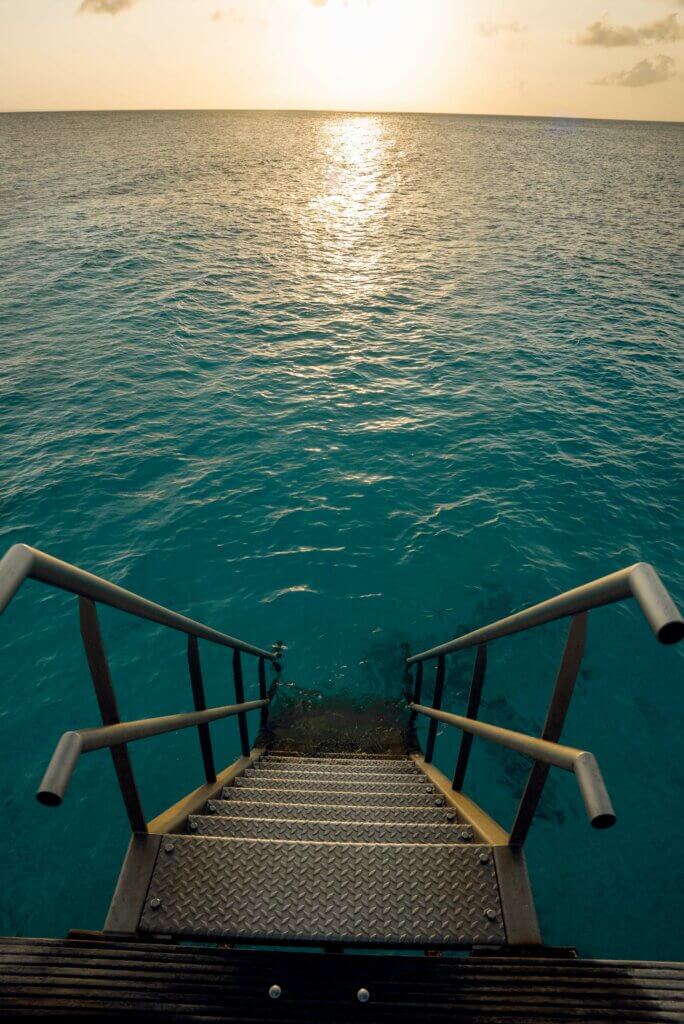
[0,105,682,126]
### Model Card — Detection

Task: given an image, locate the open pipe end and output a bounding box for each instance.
[575,752,615,832]
[591,811,616,830]
[630,563,684,645]
[657,620,684,645]
[36,789,63,808]
[36,731,83,808]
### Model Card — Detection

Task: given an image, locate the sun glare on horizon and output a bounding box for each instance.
[291,0,453,111]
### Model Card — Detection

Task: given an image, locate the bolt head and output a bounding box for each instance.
[150,897,161,910]
[434,797,444,807]
[188,820,198,831]
[462,832,472,842]
[485,908,497,921]
[479,852,490,864]
[357,988,370,1003]
[268,985,282,1000]
[164,842,175,854]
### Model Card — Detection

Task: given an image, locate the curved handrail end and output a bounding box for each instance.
[574,751,616,830]
[628,562,684,645]
[0,544,35,617]
[36,731,83,807]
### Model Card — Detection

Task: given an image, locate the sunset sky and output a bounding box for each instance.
[1,0,683,120]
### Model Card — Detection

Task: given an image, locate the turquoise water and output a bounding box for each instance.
[0,110,682,959]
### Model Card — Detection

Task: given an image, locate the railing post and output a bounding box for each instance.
[187,636,216,784]
[78,597,147,832]
[452,643,487,791]
[258,656,268,730]
[408,661,424,731]
[232,649,250,757]
[509,612,588,846]
[424,654,445,764]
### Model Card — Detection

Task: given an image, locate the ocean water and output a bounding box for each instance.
[0,110,682,960]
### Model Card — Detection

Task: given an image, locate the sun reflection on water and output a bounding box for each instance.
[301,115,396,300]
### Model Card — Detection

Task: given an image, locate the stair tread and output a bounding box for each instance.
[139,836,504,946]
[236,776,430,793]
[187,815,472,843]
[264,755,414,773]
[223,786,440,807]
[267,753,407,760]
[249,766,420,781]
[206,799,454,823]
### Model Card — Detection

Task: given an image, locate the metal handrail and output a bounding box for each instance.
[406,564,682,847]
[0,544,275,660]
[410,703,615,830]
[37,698,269,806]
[0,543,281,832]
[407,563,683,665]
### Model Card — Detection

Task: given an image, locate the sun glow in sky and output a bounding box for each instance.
[1,0,682,120]
[289,1,451,110]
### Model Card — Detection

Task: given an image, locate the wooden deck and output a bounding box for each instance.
[0,936,682,1022]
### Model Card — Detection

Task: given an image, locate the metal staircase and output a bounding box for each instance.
[1,543,683,1021]
[139,752,505,947]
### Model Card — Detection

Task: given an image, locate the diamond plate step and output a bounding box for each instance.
[188,815,473,843]
[235,776,430,794]
[248,765,421,782]
[264,756,415,774]
[206,799,456,823]
[267,752,407,759]
[223,786,440,807]
[140,836,505,946]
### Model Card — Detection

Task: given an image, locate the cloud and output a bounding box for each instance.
[479,21,527,38]
[594,53,676,86]
[210,6,267,27]
[78,0,135,12]
[577,14,684,47]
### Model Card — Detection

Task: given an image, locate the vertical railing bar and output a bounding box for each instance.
[408,661,424,731]
[509,611,588,847]
[258,656,268,731]
[78,597,147,833]
[232,648,250,757]
[424,654,445,764]
[187,636,216,784]
[452,643,487,791]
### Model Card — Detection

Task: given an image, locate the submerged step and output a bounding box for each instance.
[223,786,440,807]
[188,815,473,843]
[206,799,455,824]
[139,836,504,946]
